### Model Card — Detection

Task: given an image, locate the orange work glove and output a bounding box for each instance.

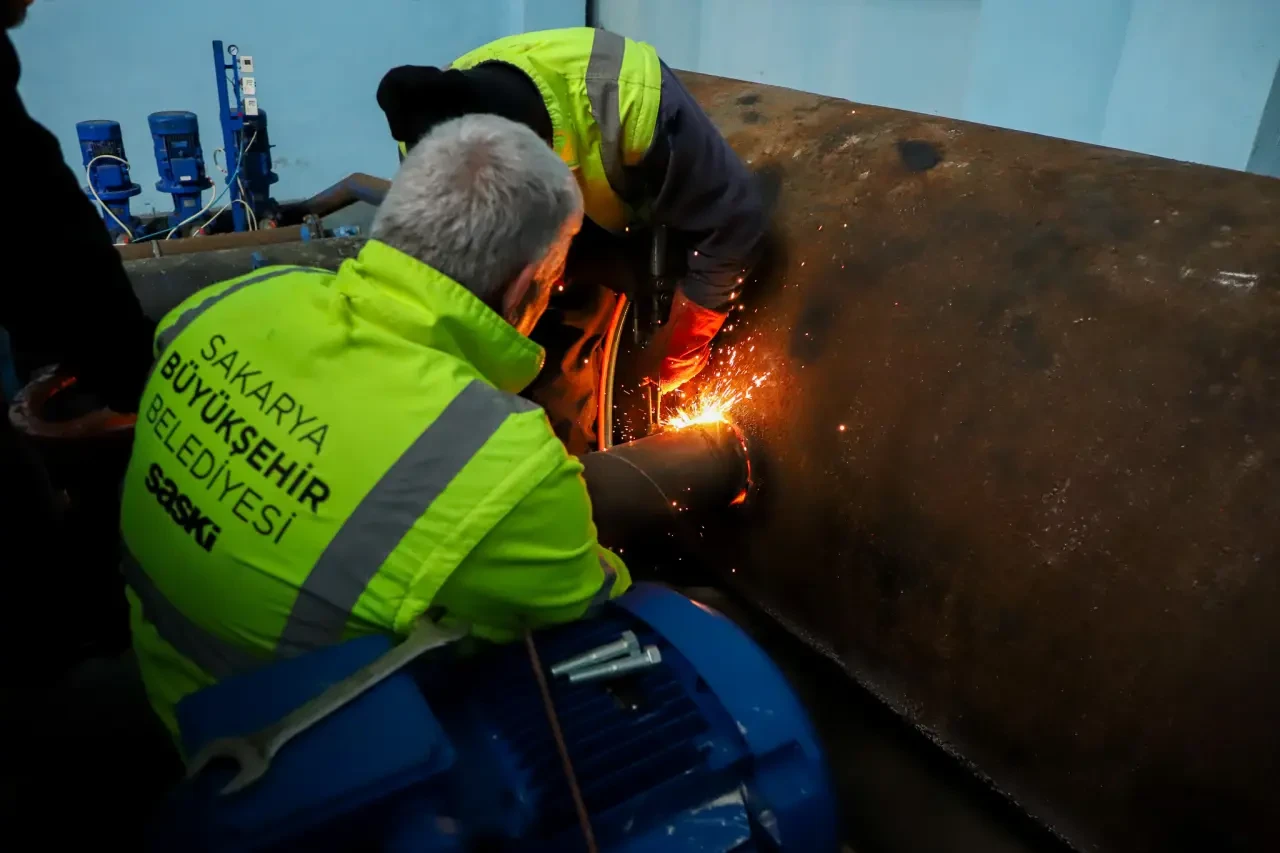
[650,290,729,393]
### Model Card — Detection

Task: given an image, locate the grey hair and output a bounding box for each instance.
[371,114,581,303]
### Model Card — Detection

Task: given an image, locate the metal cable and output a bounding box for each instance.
[84,154,136,241]
[523,628,599,853]
[597,294,630,452]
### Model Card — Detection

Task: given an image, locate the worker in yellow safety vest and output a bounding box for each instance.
[120,115,630,736]
[377,27,766,453]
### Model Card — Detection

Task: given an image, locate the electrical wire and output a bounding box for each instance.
[165,129,254,236]
[125,161,241,242]
[236,177,256,229]
[84,154,135,242]
[162,129,257,239]
[190,200,234,236]
[127,126,257,242]
[128,158,244,242]
[523,629,598,853]
[213,150,257,230]
[234,198,258,231]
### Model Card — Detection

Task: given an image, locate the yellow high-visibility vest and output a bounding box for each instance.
[452,27,662,232]
[122,240,629,735]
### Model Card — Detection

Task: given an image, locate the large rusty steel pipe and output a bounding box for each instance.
[581,422,748,550]
[667,72,1280,853]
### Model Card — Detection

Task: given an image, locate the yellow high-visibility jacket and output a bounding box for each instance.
[451,27,662,232]
[121,239,629,735]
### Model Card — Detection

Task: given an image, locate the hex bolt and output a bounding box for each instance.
[550,631,639,677]
[567,646,663,684]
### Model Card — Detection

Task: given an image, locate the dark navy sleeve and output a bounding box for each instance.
[1,33,155,412]
[641,62,765,313]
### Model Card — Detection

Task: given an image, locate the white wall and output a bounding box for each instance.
[11,0,584,214]
[13,0,1279,196]
[598,0,1280,174]
[1100,0,1280,171]
[602,0,983,119]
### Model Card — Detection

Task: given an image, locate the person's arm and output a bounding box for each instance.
[639,61,766,391]
[1,33,154,413]
[431,452,631,642]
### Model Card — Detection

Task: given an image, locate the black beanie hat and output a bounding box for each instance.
[376,63,553,151]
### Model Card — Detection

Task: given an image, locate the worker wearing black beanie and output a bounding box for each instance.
[377,28,765,454]
[378,64,553,151]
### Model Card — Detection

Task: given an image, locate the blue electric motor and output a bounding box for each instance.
[148,111,213,229]
[237,110,278,223]
[155,584,838,852]
[76,119,141,241]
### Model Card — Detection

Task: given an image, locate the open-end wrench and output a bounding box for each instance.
[186,618,468,795]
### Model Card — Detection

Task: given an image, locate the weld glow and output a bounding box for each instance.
[664,383,741,429]
[664,346,770,431]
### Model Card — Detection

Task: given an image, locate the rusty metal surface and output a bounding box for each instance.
[675,72,1280,853]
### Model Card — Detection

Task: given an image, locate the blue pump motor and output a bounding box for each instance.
[155,584,838,852]
[148,111,213,228]
[237,110,279,222]
[76,119,141,241]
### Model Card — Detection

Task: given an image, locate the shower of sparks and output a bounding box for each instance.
[664,339,771,431]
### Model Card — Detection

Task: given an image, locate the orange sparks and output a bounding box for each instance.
[665,385,740,429]
[665,362,770,431]
[662,292,772,431]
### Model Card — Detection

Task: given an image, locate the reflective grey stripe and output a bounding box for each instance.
[122,549,265,679]
[587,554,619,613]
[585,28,628,200]
[277,380,539,654]
[155,266,324,355]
